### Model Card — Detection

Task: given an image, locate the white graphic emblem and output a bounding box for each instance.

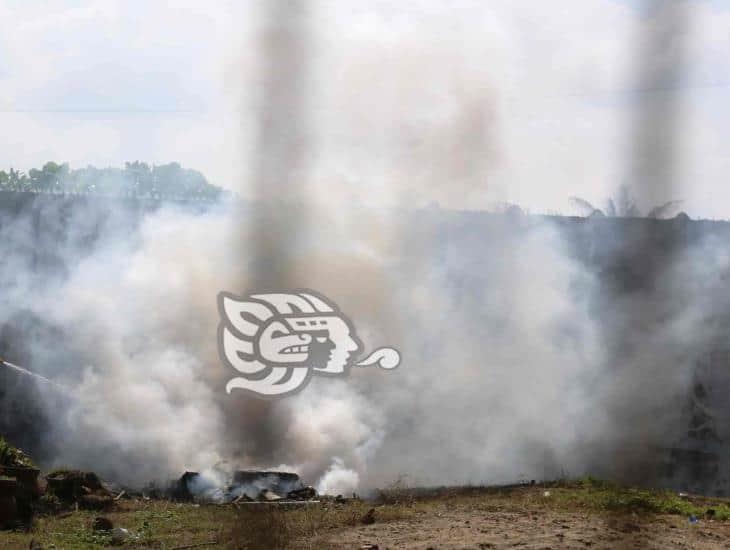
[218,290,400,397]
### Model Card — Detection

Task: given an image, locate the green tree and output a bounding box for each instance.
[0,161,222,199]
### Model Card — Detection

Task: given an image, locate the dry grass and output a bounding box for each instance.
[0,478,729,548]
[0,497,410,549]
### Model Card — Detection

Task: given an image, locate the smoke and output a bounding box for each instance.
[317,458,360,496]
[0,1,726,496]
[0,183,727,493]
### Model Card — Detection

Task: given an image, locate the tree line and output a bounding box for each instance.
[0,161,226,201]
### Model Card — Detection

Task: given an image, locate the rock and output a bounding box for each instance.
[92,516,114,531]
[361,508,376,525]
[110,527,130,545]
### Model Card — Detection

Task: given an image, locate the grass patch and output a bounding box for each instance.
[0,437,35,468]
[523,477,730,520]
[369,476,730,521]
[0,498,412,549]
[0,478,729,548]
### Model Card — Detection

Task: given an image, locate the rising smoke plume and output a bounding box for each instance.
[0,1,726,496]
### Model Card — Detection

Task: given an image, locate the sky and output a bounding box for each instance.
[0,1,729,218]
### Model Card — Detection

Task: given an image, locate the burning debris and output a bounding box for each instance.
[174,470,318,504]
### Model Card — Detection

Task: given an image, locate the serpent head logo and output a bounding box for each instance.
[218,290,400,398]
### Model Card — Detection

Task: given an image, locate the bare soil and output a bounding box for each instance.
[326,503,730,549]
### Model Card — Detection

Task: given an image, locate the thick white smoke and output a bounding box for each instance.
[1,1,726,496]
[0,191,606,489]
[1,188,726,494]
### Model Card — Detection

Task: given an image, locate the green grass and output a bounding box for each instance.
[0,478,728,548]
[566,477,730,519]
[372,476,730,520]
[0,497,410,549]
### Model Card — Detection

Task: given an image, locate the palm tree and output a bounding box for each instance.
[571,185,682,219]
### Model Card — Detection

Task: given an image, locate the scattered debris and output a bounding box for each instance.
[232,493,253,504]
[543,491,551,497]
[361,507,376,525]
[45,469,113,510]
[232,470,303,497]
[173,469,317,504]
[172,471,200,502]
[286,485,317,501]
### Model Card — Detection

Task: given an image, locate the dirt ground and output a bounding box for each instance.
[3,481,730,548]
[326,507,730,549]
[321,484,730,550]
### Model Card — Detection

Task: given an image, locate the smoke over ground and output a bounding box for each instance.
[1,1,727,496]
[2,193,728,494]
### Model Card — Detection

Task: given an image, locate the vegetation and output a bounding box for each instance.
[550,477,730,519]
[0,436,35,469]
[0,498,409,549]
[371,477,730,520]
[0,479,728,548]
[0,161,225,201]
[570,184,683,219]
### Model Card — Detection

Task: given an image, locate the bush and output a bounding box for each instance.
[0,436,35,468]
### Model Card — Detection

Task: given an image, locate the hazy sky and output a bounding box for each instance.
[1,1,728,217]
